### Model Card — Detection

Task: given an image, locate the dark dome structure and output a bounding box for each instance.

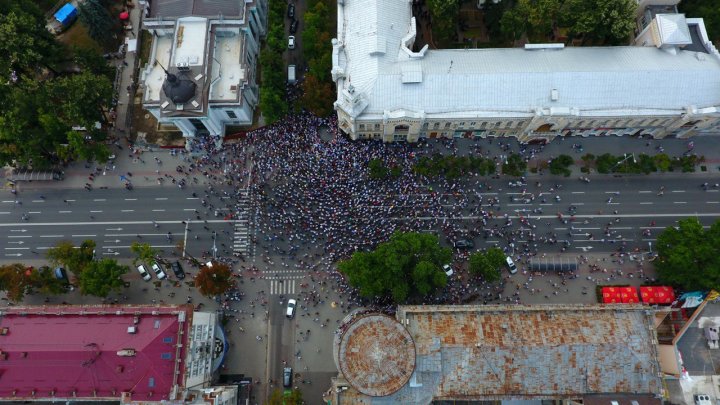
[162,73,197,104]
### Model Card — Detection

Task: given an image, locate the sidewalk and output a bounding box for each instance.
[112,2,142,136]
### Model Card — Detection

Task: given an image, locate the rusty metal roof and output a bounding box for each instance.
[335,305,662,403]
[337,314,416,396]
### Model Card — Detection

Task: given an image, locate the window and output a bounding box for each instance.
[163,337,173,343]
[226,110,237,119]
[161,353,172,360]
[154,320,161,329]
[480,122,487,129]
[459,122,465,127]
[494,122,502,128]
[422,122,429,129]
[374,123,380,130]
[148,378,155,388]
[433,122,440,129]
[444,122,451,129]
[470,122,477,127]
[359,124,365,130]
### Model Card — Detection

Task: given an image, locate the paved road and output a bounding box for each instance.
[0,186,254,260]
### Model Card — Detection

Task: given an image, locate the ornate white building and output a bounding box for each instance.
[139,0,267,142]
[332,0,720,143]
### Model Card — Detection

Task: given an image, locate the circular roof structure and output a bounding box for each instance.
[162,73,196,104]
[337,314,415,397]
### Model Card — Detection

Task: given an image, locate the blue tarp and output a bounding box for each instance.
[54,3,77,26]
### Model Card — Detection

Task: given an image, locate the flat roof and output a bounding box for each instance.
[337,305,662,403]
[677,301,720,374]
[210,29,245,101]
[173,18,207,68]
[148,0,244,19]
[0,305,191,401]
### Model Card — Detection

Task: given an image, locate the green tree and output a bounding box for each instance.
[46,240,96,275]
[195,263,234,297]
[548,154,574,176]
[338,232,452,303]
[29,266,68,295]
[268,388,303,405]
[655,218,720,290]
[560,0,635,44]
[0,263,33,302]
[130,242,158,266]
[78,0,113,46]
[654,153,672,172]
[300,73,335,117]
[468,248,504,282]
[502,153,527,177]
[428,0,459,43]
[368,158,389,179]
[77,258,128,297]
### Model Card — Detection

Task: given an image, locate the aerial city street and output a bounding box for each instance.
[0,0,720,404]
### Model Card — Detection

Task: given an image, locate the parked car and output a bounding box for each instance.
[137,264,151,281]
[506,256,518,274]
[151,262,167,280]
[283,367,293,388]
[452,239,474,249]
[286,298,297,319]
[289,19,298,34]
[442,264,454,277]
[171,261,185,279]
[288,35,295,50]
[287,3,295,18]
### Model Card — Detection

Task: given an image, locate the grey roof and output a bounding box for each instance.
[334,0,720,120]
[676,301,720,374]
[162,73,197,104]
[149,0,243,18]
[337,305,663,403]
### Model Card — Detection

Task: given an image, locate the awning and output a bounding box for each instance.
[621,286,639,303]
[119,11,129,20]
[640,286,676,304]
[602,287,622,303]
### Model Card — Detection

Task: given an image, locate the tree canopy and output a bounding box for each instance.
[300,0,335,116]
[502,153,527,177]
[0,263,33,302]
[195,263,234,297]
[268,388,303,405]
[655,218,720,291]
[130,242,158,266]
[77,258,128,297]
[468,247,505,282]
[46,240,96,275]
[338,232,452,303]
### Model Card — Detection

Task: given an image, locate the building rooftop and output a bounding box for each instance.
[333,0,720,120]
[676,300,720,375]
[335,305,662,403]
[209,29,245,102]
[337,314,415,396]
[0,305,191,401]
[148,0,244,19]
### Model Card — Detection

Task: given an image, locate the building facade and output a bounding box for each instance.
[332,0,720,143]
[139,0,267,142]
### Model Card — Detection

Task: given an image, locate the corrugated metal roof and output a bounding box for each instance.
[337,305,662,403]
[149,0,243,18]
[334,0,720,119]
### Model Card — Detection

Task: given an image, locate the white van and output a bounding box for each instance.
[288,64,296,84]
[506,256,517,274]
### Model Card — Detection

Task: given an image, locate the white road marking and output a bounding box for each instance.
[0,212,9,214]
[59,210,72,213]
[90,210,103,213]
[639,202,653,205]
[152,209,166,212]
[673,201,687,204]
[94,199,106,202]
[183,208,196,211]
[124,198,137,201]
[4,247,29,250]
[155,198,168,200]
[638,191,652,194]
[707,201,720,204]
[31,200,44,203]
[28,211,41,214]
[569,203,585,205]
[186,197,199,200]
[7,235,31,238]
[72,234,96,237]
[605,191,620,194]
[40,235,64,238]
[571,191,585,194]
[671,190,685,193]
[121,210,134,212]
[2,201,15,203]
[102,245,176,249]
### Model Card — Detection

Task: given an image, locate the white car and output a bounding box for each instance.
[506,256,518,274]
[288,36,295,49]
[286,299,297,318]
[442,264,454,277]
[137,265,151,281]
[151,263,167,280]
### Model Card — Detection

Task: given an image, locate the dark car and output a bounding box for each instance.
[287,3,295,18]
[283,367,293,388]
[171,261,185,279]
[453,239,475,249]
[289,19,298,34]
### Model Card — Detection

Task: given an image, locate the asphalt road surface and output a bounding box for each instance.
[0,186,253,260]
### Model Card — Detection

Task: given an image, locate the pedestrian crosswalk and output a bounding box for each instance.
[270,279,296,295]
[233,189,254,258]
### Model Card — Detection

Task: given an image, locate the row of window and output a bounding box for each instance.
[357,117,682,133]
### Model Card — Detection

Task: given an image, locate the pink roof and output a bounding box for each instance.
[0,305,191,401]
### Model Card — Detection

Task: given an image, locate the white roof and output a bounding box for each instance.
[656,14,692,45]
[334,0,720,119]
